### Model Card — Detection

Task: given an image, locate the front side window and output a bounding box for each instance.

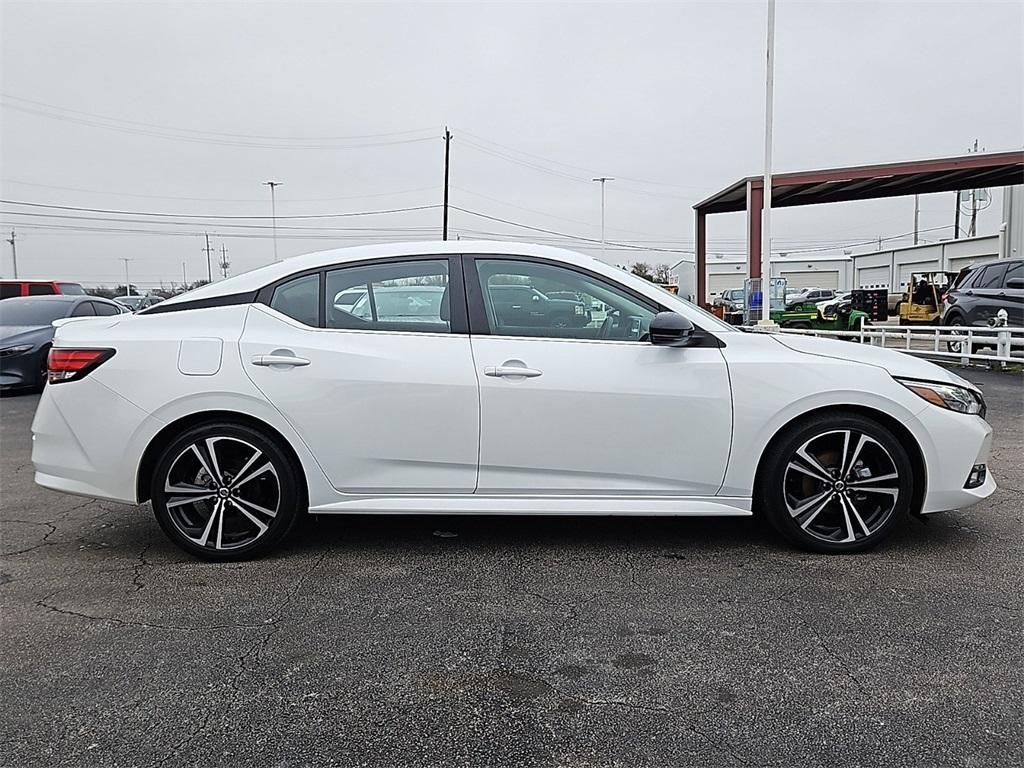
[474,258,656,341]
[71,302,95,317]
[325,259,450,333]
[1001,261,1021,288]
[270,273,320,327]
[93,301,120,316]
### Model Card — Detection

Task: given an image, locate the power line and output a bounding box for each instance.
[0,178,440,204]
[0,199,442,220]
[0,94,436,148]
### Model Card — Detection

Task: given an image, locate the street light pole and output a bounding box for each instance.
[263,180,282,261]
[121,258,133,295]
[592,177,614,261]
[759,0,776,325]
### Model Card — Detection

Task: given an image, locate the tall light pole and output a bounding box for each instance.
[263,180,282,261]
[758,0,776,325]
[121,258,133,295]
[592,177,614,262]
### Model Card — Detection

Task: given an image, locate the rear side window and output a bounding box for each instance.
[977,264,1008,289]
[270,274,320,327]
[28,283,56,296]
[70,302,95,317]
[0,284,19,299]
[325,259,450,333]
[93,301,121,316]
[1002,261,1022,288]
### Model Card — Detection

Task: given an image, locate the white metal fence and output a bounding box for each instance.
[777,320,1024,367]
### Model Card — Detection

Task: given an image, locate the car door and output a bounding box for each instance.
[997,260,1023,326]
[240,256,480,494]
[969,263,1008,326]
[465,256,733,496]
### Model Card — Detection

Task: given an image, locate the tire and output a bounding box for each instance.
[945,315,965,353]
[35,345,50,390]
[150,422,303,561]
[757,413,914,554]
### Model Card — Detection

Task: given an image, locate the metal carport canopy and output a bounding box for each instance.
[691,150,1024,304]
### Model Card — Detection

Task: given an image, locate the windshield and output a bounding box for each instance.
[0,299,72,326]
[117,296,144,308]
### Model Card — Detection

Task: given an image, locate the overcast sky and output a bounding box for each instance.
[1,1,1021,287]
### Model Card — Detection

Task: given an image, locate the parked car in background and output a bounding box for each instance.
[488,284,589,328]
[714,288,746,311]
[114,294,163,312]
[785,287,835,307]
[816,291,852,313]
[349,285,446,324]
[31,242,994,560]
[0,280,86,300]
[0,295,125,391]
[942,258,1023,351]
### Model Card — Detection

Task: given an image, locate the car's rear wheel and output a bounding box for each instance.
[945,315,966,353]
[150,422,302,561]
[758,413,914,553]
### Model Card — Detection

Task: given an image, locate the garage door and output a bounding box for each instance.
[857,265,890,289]
[778,270,839,290]
[897,262,936,291]
[707,272,745,299]
[948,255,980,274]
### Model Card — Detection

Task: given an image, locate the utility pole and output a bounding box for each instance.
[203,233,214,282]
[263,180,282,261]
[219,243,230,279]
[592,177,614,262]
[913,195,920,245]
[5,230,16,278]
[758,0,776,325]
[121,258,133,294]
[182,261,187,287]
[954,194,961,239]
[442,128,452,241]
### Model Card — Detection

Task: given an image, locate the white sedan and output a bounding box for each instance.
[32,242,995,560]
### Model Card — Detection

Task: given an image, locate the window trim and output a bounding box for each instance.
[255,254,469,335]
[462,254,722,347]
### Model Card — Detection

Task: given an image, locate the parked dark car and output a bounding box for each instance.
[0,280,86,300]
[0,295,125,392]
[114,294,163,312]
[942,258,1023,349]
[487,285,589,328]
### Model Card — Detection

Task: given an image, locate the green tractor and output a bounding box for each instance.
[772,296,868,338]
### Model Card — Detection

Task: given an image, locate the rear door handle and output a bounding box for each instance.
[484,365,543,378]
[251,354,311,367]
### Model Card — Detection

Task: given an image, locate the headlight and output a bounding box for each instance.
[898,378,986,416]
[0,344,34,358]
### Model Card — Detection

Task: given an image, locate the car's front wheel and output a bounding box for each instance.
[759,413,914,553]
[150,422,303,560]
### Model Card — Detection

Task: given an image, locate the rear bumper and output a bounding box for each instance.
[31,376,156,504]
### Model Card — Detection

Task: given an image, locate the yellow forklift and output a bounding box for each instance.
[898,271,958,325]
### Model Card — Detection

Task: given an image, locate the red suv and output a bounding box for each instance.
[0,280,86,300]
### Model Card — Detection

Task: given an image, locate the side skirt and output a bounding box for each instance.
[308,495,753,516]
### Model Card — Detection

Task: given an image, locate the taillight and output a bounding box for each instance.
[47,348,115,384]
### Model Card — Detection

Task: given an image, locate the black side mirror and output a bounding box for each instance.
[649,311,695,347]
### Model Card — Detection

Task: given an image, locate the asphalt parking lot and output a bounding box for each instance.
[1,369,1021,768]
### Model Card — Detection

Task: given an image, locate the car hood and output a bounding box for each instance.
[771,333,976,390]
[0,325,52,348]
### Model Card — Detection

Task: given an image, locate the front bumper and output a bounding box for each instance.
[915,405,996,514]
[0,351,41,390]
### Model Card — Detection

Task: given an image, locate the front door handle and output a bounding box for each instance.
[484,365,543,378]
[251,354,311,367]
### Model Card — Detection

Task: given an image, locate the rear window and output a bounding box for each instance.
[57,283,85,295]
[0,299,72,325]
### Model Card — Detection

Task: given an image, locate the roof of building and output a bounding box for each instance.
[694,150,1024,214]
